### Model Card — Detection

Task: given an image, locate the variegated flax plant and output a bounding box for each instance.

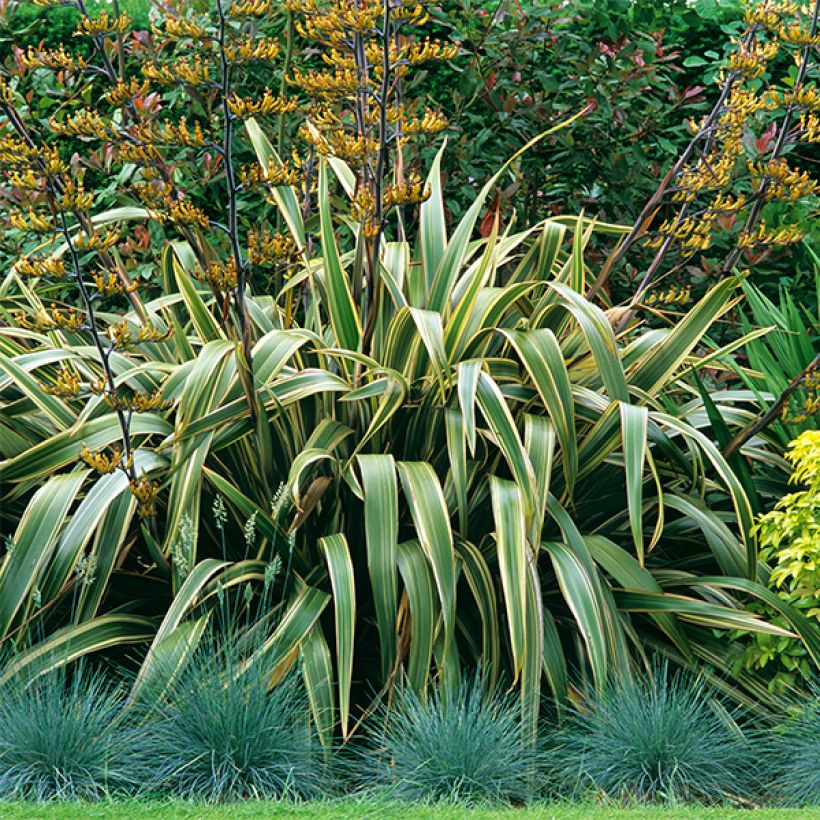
[1,0,819,748]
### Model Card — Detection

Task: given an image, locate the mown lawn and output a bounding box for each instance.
[0,801,817,819]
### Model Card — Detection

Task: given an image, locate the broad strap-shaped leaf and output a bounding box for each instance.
[476,372,537,518]
[619,402,649,564]
[445,410,469,533]
[506,329,577,491]
[542,605,568,704]
[550,282,629,401]
[0,355,75,430]
[664,494,747,577]
[300,625,336,749]
[445,217,500,359]
[0,470,88,637]
[1,414,171,485]
[680,576,820,667]
[397,462,456,661]
[343,372,407,461]
[1,613,157,683]
[77,491,138,621]
[171,250,223,343]
[409,308,449,394]
[491,477,528,679]
[41,449,164,603]
[427,116,586,312]
[358,454,399,680]
[397,540,436,692]
[655,411,755,573]
[164,341,237,557]
[318,159,362,352]
[524,414,556,547]
[457,360,482,456]
[319,533,355,737]
[252,329,314,385]
[418,141,448,298]
[256,582,330,671]
[614,590,796,636]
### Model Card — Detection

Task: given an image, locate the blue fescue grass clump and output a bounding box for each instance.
[359,676,543,805]
[0,664,135,801]
[762,684,820,807]
[550,665,756,805]
[135,629,326,802]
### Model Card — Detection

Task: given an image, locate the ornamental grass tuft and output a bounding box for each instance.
[0,664,135,801]
[550,664,757,805]
[359,675,543,805]
[135,626,325,802]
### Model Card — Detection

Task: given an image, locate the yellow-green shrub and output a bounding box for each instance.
[742,431,820,689]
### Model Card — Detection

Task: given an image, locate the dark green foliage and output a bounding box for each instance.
[418,0,718,224]
[136,631,325,802]
[360,677,543,805]
[762,686,820,807]
[550,666,756,805]
[0,665,135,801]
[4,0,151,53]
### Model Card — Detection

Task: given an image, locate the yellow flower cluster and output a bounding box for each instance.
[142,56,211,87]
[118,389,172,413]
[148,201,211,230]
[645,215,714,253]
[81,444,124,475]
[405,39,460,65]
[799,112,820,142]
[247,229,300,266]
[57,180,94,212]
[645,284,693,305]
[10,209,55,233]
[92,271,139,297]
[129,475,159,517]
[230,0,273,16]
[155,16,210,42]
[48,110,114,141]
[240,157,302,190]
[0,137,41,168]
[729,40,779,79]
[383,173,431,208]
[754,158,820,201]
[196,259,239,292]
[778,22,820,45]
[153,118,209,148]
[228,89,298,119]
[648,0,819,270]
[103,78,152,107]
[14,255,66,279]
[16,305,85,332]
[224,36,280,64]
[44,364,81,398]
[106,320,173,349]
[18,45,86,72]
[291,67,360,98]
[744,1,798,28]
[736,220,803,248]
[75,228,122,252]
[75,11,130,37]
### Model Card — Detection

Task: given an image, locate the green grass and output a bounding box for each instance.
[0,801,816,819]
